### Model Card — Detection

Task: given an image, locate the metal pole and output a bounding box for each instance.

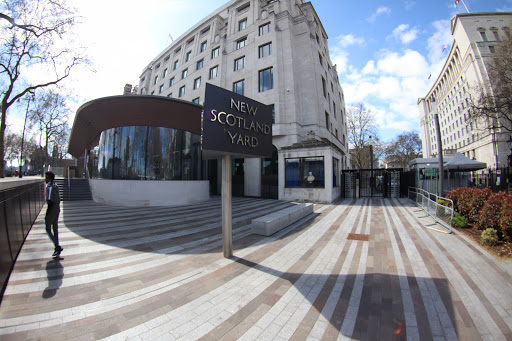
[434,112,444,196]
[370,144,374,197]
[222,154,233,258]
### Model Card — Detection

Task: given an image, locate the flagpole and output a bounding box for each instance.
[460,0,470,13]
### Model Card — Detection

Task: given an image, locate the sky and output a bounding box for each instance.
[7,0,512,143]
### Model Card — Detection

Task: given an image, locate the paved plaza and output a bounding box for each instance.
[1,196,512,340]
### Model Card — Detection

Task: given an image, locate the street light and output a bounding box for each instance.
[431,97,444,196]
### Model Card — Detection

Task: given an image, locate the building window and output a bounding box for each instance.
[179,85,185,97]
[259,22,271,36]
[154,75,158,85]
[201,26,210,35]
[259,67,273,92]
[321,77,326,97]
[169,77,175,87]
[238,18,247,31]
[173,60,179,70]
[194,77,201,90]
[234,56,245,71]
[163,68,167,78]
[209,65,218,79]
[270,104,275,123]
[233,79,245,95]
[489,46,495,53]
[479,30,488,41]
[258,42,272,58]
[211,47,220,59]
[197,59,204,70]
[192,97,200,104]
[151,91,155,95]
[285,157,325,188]
[185,51,192,62]
[182,68,188,79]
[325,112,330,131]
[237,2,250,12]
[236,37,247,50]
[319,53,323,65]
[333,157,339,187]
[168,93,172,98]
[159,84,164,94]
[200,41,207,52]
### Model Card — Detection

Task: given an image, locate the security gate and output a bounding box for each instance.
[342,168,403,198]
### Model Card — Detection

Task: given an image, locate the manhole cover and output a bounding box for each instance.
[347,233,370,241]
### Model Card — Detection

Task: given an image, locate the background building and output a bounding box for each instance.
[138,0,349,203]
[418,12,512,171]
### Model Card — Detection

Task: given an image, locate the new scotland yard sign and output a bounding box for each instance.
[202,83,273,158]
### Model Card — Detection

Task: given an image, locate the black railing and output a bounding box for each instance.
[0,181,45,302]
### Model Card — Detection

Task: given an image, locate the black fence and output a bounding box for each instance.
[0,181,45,302]
[341,168,408,198]
[470,168,511,192]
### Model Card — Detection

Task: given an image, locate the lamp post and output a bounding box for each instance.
[432,97,444,196]
[19,94,33,178]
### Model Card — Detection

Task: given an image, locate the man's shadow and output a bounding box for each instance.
[42,257,64,299]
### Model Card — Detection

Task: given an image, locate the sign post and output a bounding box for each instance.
[222,154,233,257]
[202,83,273,258]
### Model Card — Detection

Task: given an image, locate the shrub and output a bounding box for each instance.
[475,191,512,233]
[452,212,468,228]
[500,199,512,242]
[481,228,499,246]
[446,187,492,223]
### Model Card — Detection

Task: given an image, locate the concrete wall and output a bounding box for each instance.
[89,180,210,207]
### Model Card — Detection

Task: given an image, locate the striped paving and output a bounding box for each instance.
[1,197,512,340]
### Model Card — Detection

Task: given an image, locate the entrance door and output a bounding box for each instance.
[261,146,278,199]
[232,158,244,197]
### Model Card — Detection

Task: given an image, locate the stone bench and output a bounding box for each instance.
[251,203,314,236]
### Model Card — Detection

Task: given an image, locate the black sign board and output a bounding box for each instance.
[202,83,273,158]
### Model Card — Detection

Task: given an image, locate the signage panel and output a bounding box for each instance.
[202,83,273,158]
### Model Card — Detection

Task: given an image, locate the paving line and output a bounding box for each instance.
[395,198,512,340]
[381,199,420,340]
[306,199,369,339]
[110,202,349,341]
[337,198,371,340]
[0,201,308,333]
[386,199,458,340]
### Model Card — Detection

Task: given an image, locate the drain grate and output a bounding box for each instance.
[347,233,370,241]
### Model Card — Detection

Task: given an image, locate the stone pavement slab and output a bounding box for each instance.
[1,197,511,340]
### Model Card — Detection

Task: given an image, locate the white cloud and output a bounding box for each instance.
[427,20,453,63]
[376,50,429,78]
[367,6,391,23]
[390,24,419,44]
[336,34,365,48]
[404,1,416,11]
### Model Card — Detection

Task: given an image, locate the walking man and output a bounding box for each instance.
[45,171,63,257]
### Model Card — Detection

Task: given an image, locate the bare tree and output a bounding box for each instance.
[384,131,422,170]
[347,103,381,169]
[468,33,512,133]
[0,0,87,177]
[28,90,69,173]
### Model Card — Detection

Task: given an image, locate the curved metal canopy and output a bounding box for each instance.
[68,95,203,158]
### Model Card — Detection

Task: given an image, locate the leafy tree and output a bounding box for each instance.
[0,0,87,177]
[384,131,422,170]
[468,33,512,133]
[347,103,382,169]
[28,90,69,173]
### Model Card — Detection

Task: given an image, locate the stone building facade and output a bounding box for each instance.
[418,12,512,171]
[139,0,349,202]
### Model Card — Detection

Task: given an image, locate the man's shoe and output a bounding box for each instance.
[52,246,63,257]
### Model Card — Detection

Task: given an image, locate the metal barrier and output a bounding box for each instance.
[0,181,45,302]
[408,186,453,233]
